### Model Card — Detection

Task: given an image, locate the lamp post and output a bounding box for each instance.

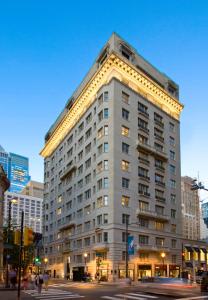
[44,257,48,271]
[83,253,88,273]
[5,198,17,288]
[161,252,166,276]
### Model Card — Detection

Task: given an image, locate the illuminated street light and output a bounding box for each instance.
[84,253,88,273]
[161,252,166,276]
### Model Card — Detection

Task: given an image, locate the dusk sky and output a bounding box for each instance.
[1,0,208,191]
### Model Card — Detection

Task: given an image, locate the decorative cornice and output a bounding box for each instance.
[40,53,184,158]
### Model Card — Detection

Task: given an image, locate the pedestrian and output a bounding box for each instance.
[36,273,44,294]
[30,272,36,289]
[9,269,17,288]
[43,271,49,291]
[23,274,28,290]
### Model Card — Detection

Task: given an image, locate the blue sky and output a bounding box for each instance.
[0,0,208,187]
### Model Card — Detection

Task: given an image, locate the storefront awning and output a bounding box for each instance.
[201,248,207,253]
[194,247,200,253]
[185,246,193,252]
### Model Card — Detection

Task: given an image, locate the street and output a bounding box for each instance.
[2,282,208,300]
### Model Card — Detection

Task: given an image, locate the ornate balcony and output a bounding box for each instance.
[136,209,169,222]
[93,243,109,251]
[60,165,76,181]
[137,244,170,252]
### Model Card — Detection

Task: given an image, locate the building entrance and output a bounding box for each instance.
[72,266,84,281]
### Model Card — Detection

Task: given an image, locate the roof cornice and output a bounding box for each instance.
[40,52,184,158]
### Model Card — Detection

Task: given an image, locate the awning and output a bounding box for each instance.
[185,246,193,252]
[194,247,200,253]
[201,248,207,253]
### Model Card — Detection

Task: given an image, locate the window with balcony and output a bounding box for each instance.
[122,108,129,121]
[154,142,164,152]
[155,205,164,215]
[138,183,149,196]
[155,189,165,202]
[121,195,129,207]
[155,221,164,231]
[121,160,129,171]
[155,237,164,246]
[139,151,149,164]
[122,91,129,104]
[154,112,164,127]
[121,125,129,137]
[138,167,149,180]
[122,177,130,189]
[138,134,148,145]
[138,118,149,132]
[139,201,149,211]
[155,173,165,186]
[154,127,164,142]
[138,102,148,116]
[139,235,149,245]
[139,217,149,228]
[155,159,164,171]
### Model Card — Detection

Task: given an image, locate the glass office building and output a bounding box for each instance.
[0,145,30,193]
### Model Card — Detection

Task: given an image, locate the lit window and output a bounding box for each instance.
[121,160,129,171]
[121,126,129,137]
[121,196,129,207]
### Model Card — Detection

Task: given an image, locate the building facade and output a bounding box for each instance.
[0,165,10,282]
[0,146,30,193]
[41,33,184,280]
[21,180,43,199]
[181,176,201,240]
[4,190,42,233]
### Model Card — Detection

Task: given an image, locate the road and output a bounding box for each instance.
[2,282,208,300]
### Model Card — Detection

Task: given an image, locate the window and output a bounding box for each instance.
[171,224,176,233]
[97,215,102,225]
[155,174,164,185]
[85,143,91,154]
[155,142,164,152]
[138,102,148,116]
[77,179,83,189]
[103,214,108,224]
[97,179,102,191]
[98,110,103,122]
[97,197,103,208]
[67,134,73,146]
[139,201,149,211]
[97,233,102,243]
[171,209,176,218]
[170,194,176,204]
[98,94,103,106]
[169,122,175,132]
[78,165,83,175]
[121,126,129,137]
[170,164,176,175]
[139,151,149,164]
[155,189,165,202]
[139,235,149,245]
[103,177,109,188]
[155,221,164,231]
[103,195,108,206]
[170,179,176,189]
[78,136,84,147]
[97,161,102,173]
[84,237,90,246]
[122,232,129,242]
[121,160,129,171]
[138,118,148,131]
[85,173,91,184]
[122,214,129,224]
[171,239,176,248]
[78,150,83,161]
[97,127,103,139]
[156,237,164,246]
[155,205,164,215]
[104,108,109,119]
[77,194,83,204]
[138,167,149,179]
[78,122,84,133]
[154,127,164,141]
[122,91,129,104]
[85,189,91,200]
[104,91,109,101]
[104,160,108,170]
[138,183,149,196]
[121,195,129,207]
[57,207,61,215]
[84,205,91,215]
[122,108,129,121]
[104,142,109,153]
[104,125,108,136]
[138,134,148,145]
[139,217,149,228]
[154,113,164,127]
[86,113,92,124]
[122,177,130,189]
[169,136,175,146]
[85,158,91,169]
[85,128,92,140]
[103,232,108,242]
[170,150,175,160]
[98,144,103,155]
[122,142,129,154]
[155,159,164,170]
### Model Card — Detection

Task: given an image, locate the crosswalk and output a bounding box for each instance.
[24,288,85,299]
[101,293,158,300]
[49,282,90,288]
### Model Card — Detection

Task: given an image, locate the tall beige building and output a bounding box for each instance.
[40,33,184,280]
[181,176,200,240]
[21,180,43,198]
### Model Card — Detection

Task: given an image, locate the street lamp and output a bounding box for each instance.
[44,257,48,271]
[161,252,166,276]
[5,198,17,288]
[83,253,88,273]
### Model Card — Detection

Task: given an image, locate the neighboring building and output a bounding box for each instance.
[181,176,200,240]
[0,146,30,193]
[40,33,184,280]
[0,145,9,176]
[0,165,10,282]
[200,207,208,240]
[4,191,42,233]
[201,202,208,229]
[21,180,43,198]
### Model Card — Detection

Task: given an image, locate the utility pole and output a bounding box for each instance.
[17,211,24,300]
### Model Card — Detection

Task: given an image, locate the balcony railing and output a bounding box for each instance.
[60,165,76,180]
[137,142,168,161]
[154,134,164,143]
[138,191,150,197]
[154,119,164,128]
[138,109,149,118]
[155,196,166,203]
[155,180,166,187]
[136,208,169,221]
[139,157,150,165]
[138,174,150,181]
[155,165,165,172]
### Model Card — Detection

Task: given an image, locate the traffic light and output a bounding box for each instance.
[34,256,41,265]
[14,230,21,245]
[24,227,34,246]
